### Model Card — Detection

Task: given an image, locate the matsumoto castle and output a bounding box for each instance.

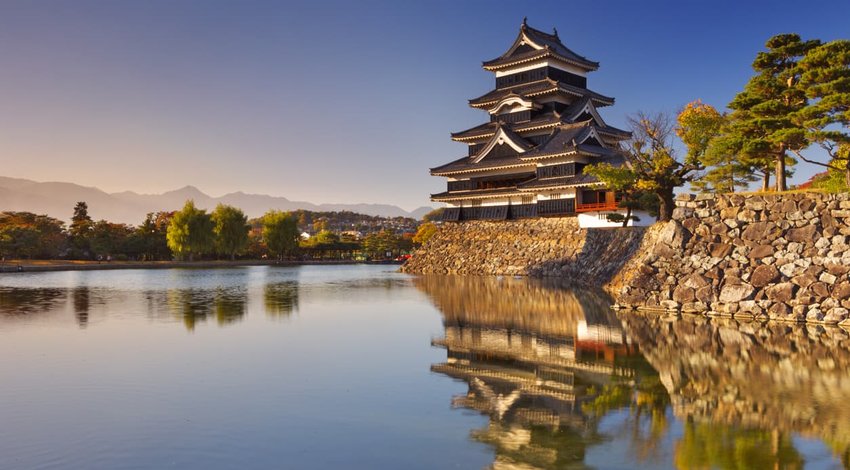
[431,19,650,228]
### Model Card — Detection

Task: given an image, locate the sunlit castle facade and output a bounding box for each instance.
[431,20,647,227]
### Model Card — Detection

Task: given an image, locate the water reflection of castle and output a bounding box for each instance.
[416,276,642,468]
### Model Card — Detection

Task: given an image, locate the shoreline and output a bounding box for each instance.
[0,259,403,273]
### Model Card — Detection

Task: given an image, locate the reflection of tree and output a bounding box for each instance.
[0,287,66,316]
[73,286,89,328]
[264,281,299,317]
[166,289,213,331]
[214,287,246,326]
[675,424,802,470]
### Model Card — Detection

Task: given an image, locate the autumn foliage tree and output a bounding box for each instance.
[413,222,438,245]
[0,212,66,259]
[678,100,759,193]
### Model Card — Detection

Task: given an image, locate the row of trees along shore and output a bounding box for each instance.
[587,34,849,225]
[0,200,428,261]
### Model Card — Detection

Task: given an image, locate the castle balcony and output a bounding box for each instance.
[575,201,619,212]
[576,190,618,213]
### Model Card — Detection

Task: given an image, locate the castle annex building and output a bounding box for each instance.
[431,20,643,227]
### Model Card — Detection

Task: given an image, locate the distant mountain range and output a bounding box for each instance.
[0,176,434,224]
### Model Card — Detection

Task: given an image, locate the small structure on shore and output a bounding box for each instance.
[430,19,646,227]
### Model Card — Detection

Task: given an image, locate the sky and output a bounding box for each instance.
[1,0,848,211]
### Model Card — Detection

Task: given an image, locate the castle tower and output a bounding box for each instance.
[430,20,634,226]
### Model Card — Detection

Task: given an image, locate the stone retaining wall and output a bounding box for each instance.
[401,218,646,285]
[610,193,850,325]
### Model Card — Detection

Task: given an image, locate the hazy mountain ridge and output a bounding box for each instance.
[0,177,433,224]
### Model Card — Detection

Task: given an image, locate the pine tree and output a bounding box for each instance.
[69,201,93,255]
[727,34,820,191]
[792,40,850,187]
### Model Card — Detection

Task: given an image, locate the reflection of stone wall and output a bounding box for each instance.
[611,193,850,325]
[402,218,646,285]
[413,275,617,338]
[620,312,850,456]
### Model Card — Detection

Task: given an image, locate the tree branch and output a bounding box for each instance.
[790,149,840,171]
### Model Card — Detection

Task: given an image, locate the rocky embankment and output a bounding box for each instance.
[610,193,850,325]
[404,193,850,325]
[401,218,645,285]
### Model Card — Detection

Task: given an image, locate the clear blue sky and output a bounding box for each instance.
[1,0,848,210]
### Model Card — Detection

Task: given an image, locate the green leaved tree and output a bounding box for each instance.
[583,163,642,227]
[166,200,214,261]
[726,33,821,192]
[262,210,299,261]
[211,204,249,260]
[792,39,850,187]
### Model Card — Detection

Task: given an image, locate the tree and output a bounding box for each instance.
[211,204,249,260]
[791,40,850,187]
[593,112,702,222]
[133,211,173,260]
[727,34,821,191]
[583,164,644,226]
[0,212,65,259]
[678,101,759,193]
[166,200,214,261]
[89,220,133,259]
[413,222,438,245]
[262,210,299,260]
[69,201,93,256]
[422,208,445,222]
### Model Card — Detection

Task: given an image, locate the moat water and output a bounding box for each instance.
[0,265,847,469]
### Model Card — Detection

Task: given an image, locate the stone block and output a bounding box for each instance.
[766,282,797,302]
[750,264,780,287]
[719,283,755,303]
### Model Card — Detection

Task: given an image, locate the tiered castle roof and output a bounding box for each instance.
[430,20,629,202]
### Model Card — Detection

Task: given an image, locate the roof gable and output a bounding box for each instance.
[487,95,538,114]
[563,97,607,127]
[517,121,613,161]
[473,125,532,163]
[483,20,599,71]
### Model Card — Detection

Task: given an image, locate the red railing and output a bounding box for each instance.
[575,201,620,213]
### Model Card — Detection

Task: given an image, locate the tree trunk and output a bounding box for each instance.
[657,190,676,222]
[845,165,850,189]
[622,206,632,227]
[776,150,787,192]
[762,171,771,192]
[189,253,194,262]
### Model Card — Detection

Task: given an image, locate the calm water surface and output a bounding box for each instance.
[0,265,847,469]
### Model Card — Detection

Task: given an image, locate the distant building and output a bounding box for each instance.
[430,19,648,227]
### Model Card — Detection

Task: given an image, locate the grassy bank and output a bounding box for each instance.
[0,259,402,273]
